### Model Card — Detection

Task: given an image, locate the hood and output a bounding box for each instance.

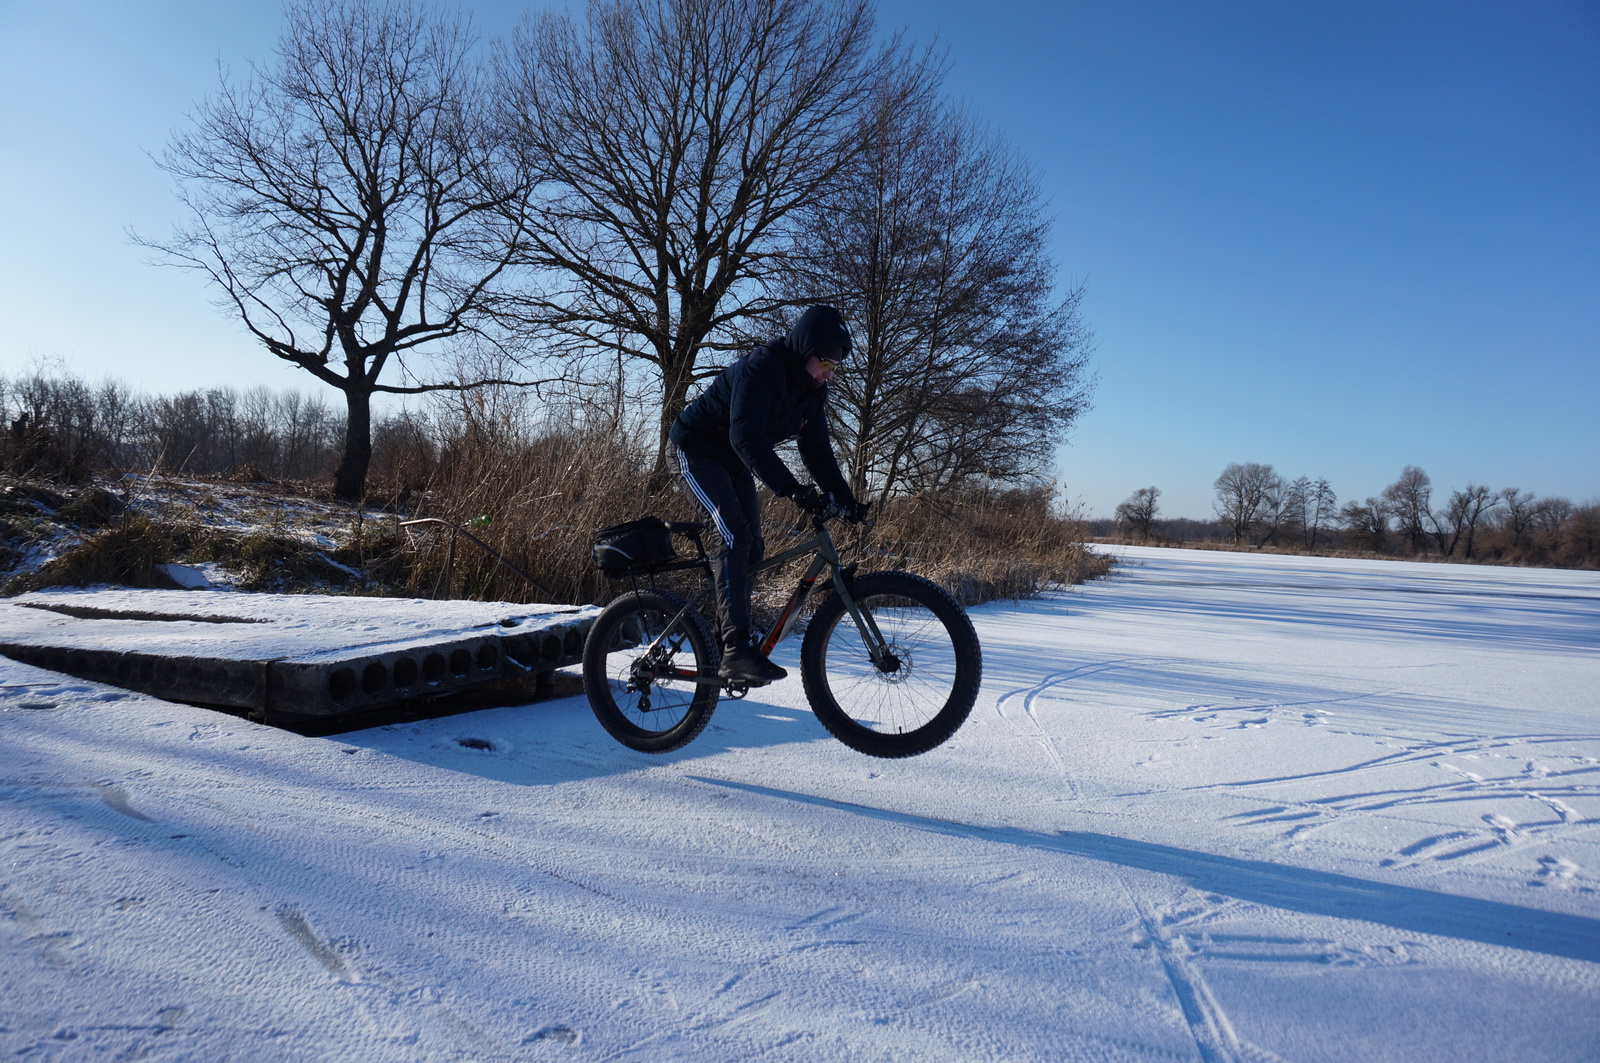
[784,305,853,365]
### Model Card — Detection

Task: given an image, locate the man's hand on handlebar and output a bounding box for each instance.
[838,498,871,525]
[786,484,829,516]
[787,485,873,526]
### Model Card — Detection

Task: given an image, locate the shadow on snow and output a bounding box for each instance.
[692,776,1600,966]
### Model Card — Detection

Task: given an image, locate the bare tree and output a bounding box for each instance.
[1437,483,1500,558]
[1213,462,1283,545]
[1306,477,1336,549]
[499,0,930,469]
[1496,487,1538,554]
[782,97,1093,497]
[143,0,546,499]
[1339,496,1389,553]
[1559,502,1600,567]
[1533,495,1573,544]
[1277,475,1336,550]
[1381,465,1433,555]
[1278,475,1314,548]
[1114,487,1160,541]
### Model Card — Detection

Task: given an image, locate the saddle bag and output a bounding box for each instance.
[592,517,677,576]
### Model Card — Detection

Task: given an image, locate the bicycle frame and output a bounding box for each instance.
[629,514,897,688]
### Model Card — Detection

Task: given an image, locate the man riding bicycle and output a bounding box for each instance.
[669,305,868,686]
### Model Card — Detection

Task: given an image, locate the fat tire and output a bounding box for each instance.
[582,589,719,753]
[801,571,982,758]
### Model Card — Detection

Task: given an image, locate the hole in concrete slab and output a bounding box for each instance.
[542,635,562,662]
[423,653,447,684]
[563,630,582,658]
[362,662,387,695]
[392,657,418,689]
[476,643,499,670]
[449,648,471,677]
[505,636,534,666]
[328,668,357,702]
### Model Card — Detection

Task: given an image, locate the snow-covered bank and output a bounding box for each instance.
[3,546,1597,1061]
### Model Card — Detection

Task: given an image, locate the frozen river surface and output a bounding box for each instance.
[2,545,1597,1061]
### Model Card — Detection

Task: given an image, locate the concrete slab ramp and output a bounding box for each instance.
[0,589,599,722]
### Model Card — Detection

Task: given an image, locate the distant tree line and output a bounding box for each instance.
[1100,463,1598,569]
[0,371,343,482]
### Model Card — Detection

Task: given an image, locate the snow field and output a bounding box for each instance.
[1,545,1597,1061]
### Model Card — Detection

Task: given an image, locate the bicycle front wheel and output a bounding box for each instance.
[800,571,982,758]
[582,589,719,753]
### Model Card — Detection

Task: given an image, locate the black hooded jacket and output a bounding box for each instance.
[669,306,855,502]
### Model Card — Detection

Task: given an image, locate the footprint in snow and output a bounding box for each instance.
[525,1026,581,1045]
[1532,855,1580,889]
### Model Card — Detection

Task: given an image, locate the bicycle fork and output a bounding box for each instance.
[759,557,900,673]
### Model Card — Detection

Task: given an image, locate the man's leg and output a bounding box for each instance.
[674,446,785,683]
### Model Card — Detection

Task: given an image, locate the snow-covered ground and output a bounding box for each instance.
[2,545,1597,1061]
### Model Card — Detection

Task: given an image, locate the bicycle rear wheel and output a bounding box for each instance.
[800,571,982,758]
[582,589,719,753]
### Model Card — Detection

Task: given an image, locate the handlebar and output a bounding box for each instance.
[792,499,874,535]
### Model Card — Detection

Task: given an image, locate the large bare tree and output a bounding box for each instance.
[145,0,544,499]
[1115,487,1160,541]
[1213,462,1283,544]
[498,0,929,468]
[1340,495,1390,552]
[1281,475,1336,550]
[783,98,1094,497]
[1381,465,1433,554]
[1437,483,1501,558]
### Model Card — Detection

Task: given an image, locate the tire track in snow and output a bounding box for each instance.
[1183,733,1600,793]
[1122,890,1290,1063]
[1179,727,1600,875]
[271,904,513,1057]
[1148,688,1382,723]
[994,657,1145,798]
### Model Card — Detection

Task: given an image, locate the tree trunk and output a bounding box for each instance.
[652,350,698,482]
[333,386,373,502]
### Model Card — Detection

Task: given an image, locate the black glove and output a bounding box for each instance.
[787,484,828,515]
[837,498,871,525]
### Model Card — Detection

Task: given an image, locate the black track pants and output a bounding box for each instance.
[674,445,765,648]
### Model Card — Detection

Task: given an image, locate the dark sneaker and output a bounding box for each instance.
[718,645,788,685]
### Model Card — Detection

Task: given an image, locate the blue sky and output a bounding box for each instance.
[1,1,1595,517]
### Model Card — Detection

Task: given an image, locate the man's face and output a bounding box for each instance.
[806,346,843,387]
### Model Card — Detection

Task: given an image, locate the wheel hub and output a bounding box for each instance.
[874,643,910,683]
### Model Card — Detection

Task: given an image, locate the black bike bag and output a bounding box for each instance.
[592,517,677,576]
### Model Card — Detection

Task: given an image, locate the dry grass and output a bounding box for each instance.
[5,514,175,594]
[380,402,1105,607]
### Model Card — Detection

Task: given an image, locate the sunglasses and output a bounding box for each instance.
[817,356,842,371]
